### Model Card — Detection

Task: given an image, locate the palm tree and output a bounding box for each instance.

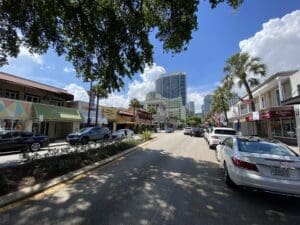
[224,52,266,112]
[129,98,141,122]
[92,83,108,125]
[147,106,157,124]
[211,86,232,127]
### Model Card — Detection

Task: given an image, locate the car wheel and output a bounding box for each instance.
[104,134,109,140]
[81,136,89,145]
[30,142,41,152]
[224,163,237,189]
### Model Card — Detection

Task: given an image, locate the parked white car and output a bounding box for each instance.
[183,127,192,135]
[207,127,237,149]
[112,129,134,139]
[216,136,300,196]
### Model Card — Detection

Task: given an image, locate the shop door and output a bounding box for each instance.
[40,122,49,136]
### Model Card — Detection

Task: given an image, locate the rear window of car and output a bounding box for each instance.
[237,139,297,156]
[214,129,236,135]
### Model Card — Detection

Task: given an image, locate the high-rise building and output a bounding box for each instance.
[187,101,195,116]
[202,94,213,116]
[156,72,187,106]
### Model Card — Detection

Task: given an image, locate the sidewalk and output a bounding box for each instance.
[288,145,300,154]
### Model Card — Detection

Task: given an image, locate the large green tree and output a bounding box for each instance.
[224,52,266,112]
[0,0,243,91]
[129,98,141,122]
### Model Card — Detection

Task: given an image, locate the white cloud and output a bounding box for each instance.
[64,83,89,102]
[63,66,76,73]
[18,46,43,65]
[99,93,129,108]
[127,63,166,101]
[240,10,300,75]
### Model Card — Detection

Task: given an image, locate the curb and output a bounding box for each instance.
[0,137,156,208]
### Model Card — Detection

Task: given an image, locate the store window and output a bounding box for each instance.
[271,119,282,137]
[24,93,40,103]
[50,99,64,107]
[5,90,19,100]
[0,119,25,131]
[283,118,296,138]
[298,84,300,96]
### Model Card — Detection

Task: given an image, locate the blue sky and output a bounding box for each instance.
[2,0,300,112]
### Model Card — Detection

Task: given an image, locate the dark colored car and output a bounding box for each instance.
[191,128,204,137]
[165,127,174,133]
[0,130,49,153]
[66,126,111,145]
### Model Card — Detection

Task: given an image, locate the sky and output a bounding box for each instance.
[1,0,300,112]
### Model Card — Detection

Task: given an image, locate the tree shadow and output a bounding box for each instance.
[2,147,300,225]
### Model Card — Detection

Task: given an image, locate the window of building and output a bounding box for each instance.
[5,90,19,100]
[283,118,296,138]
[50,99,64,107]
[260,96,265,109]
[24,93,40,103]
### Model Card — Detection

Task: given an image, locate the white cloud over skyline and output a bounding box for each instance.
[232,10,300,97]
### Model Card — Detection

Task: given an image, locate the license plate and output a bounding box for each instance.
[270,167,290,177]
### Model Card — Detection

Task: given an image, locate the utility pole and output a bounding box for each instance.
[87,80,93,127]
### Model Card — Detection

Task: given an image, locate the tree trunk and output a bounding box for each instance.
[243,80,255,112]
[243,80,259,135]
[220,96,228,127]
[95,95,99,125]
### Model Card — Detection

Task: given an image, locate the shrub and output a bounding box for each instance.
[141,130,152,141]
[0,173,9,194]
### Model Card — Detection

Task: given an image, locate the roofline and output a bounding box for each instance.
[240,70,299,100]
[156,72,186,80]
[0,71,72,96]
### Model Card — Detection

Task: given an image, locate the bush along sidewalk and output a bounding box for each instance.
[0,138,146,196]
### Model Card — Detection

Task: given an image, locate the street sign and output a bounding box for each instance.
[39,115,44,122]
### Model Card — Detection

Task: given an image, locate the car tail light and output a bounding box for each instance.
[231,156,258,172]
[211,136,219,139]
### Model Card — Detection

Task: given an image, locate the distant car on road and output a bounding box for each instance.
[207,127,236,149]
[66,126,111,145]
[190,128,204,137]
[0,130,49,152]
[112,129,134,139]
[165,127,174,133]
[216,136,300,196]
[183,127,192,135]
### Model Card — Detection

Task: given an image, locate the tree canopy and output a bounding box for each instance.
[224,52,266,111]
[129,98,141,109]
[187,115,201,126]
[0,0,243,91]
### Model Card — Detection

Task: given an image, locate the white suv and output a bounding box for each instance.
[207,127,237,149]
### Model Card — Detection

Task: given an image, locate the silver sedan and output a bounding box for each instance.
[216,136,300,196]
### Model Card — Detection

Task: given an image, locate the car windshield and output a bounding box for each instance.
[78,127,92,133]
[237,138,297,156]
[214,129,236,135]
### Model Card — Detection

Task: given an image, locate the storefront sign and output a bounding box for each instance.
[0,98,32,120]
[39,115,44,122]
[253,111,260,120]
[101,106,117,121]
[260,109,294,120]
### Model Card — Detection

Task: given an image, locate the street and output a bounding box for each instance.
[1,131,300,225]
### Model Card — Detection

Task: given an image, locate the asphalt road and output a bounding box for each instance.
[1,132,300,225]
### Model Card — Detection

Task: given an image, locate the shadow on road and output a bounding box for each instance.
[2,147,300,225]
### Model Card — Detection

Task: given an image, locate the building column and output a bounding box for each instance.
[277,77,284,102]
[259,94,262,110]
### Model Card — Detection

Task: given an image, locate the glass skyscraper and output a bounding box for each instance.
[155,72,187,106]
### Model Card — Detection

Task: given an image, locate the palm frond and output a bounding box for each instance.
[248,78,260,87]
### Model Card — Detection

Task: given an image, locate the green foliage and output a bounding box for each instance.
[130,98,141,109]
[92,83,109,98]
[147,106,157,115]
[141,130,152,141]
[0,0,243,91]
[187,115,201,126]
[0,173,9,194]
[224,52,266,111]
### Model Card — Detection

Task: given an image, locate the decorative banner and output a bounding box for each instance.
[0,98,32,120]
